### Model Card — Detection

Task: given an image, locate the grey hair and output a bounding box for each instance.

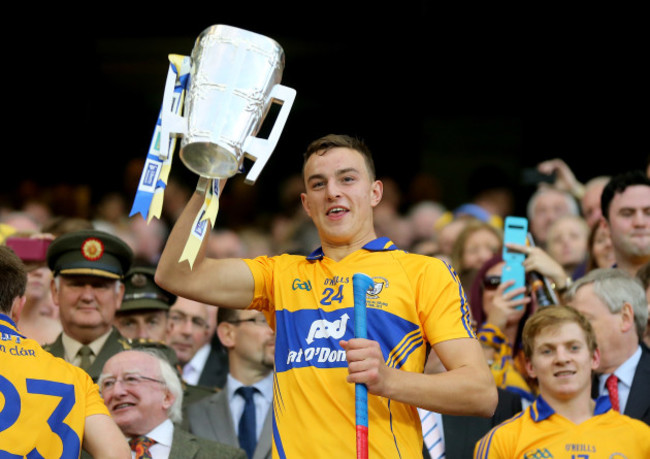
[144,348,184,423]
[526,187,580,221]
[53,276,122,293]
[99,348,184,423]
[565,268,648,341]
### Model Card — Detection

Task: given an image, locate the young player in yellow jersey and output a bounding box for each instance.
[474,305,650,458]
[0,245,130,459]
[156,134,497,457]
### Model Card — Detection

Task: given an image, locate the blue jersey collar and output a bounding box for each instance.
[306,237,399,261]
[0,313,25,339]
[530,394,613,422]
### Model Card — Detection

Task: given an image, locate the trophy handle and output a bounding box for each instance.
[243,84,297,184]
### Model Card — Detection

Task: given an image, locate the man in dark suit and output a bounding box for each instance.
[566,268,650,425]
[43,229,134,381]
[99,348,246,458]
[187,308,275,459]
[167,296,228,389]
[422,387,522,459]
[194,333,229,388]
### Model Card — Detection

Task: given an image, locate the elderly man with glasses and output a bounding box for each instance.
[99,348,246,458]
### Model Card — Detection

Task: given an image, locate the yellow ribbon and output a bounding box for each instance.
[179,178,221,268]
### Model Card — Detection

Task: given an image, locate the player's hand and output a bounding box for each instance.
[340,338,391,397]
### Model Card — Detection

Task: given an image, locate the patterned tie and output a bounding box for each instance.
[606,374,620,412]
[129,436,156,459]
[77,345,93,372]
[236,386,258,459]
[418,408,445,459]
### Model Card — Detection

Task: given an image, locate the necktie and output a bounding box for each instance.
[77,345,93,372]
[606,373,620,412]
[236,386,257,459]
[129,436,156,459]
[418,408,445,459]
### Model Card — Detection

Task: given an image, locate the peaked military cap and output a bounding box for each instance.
[119,266,177,312]
[46,229,133,280]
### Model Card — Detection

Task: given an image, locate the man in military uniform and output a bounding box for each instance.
[112,267,217,409]
[43,229,133,381]
[114,265,176,342]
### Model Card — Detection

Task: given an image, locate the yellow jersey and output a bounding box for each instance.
[474,395,650,458]
[243,238,474,458]
[0,313,109,458]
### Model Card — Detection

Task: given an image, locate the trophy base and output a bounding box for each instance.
[180,142,239,179]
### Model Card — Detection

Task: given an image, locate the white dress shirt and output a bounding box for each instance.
[597,345,642,413]
[227,372,273,440]
[182,343,211,385]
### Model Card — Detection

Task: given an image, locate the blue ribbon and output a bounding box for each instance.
[130,60,188,219]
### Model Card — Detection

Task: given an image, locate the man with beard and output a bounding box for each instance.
[600,169,650,276]
[186,308,275,459]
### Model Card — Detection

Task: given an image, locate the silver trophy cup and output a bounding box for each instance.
[175,24,296,184]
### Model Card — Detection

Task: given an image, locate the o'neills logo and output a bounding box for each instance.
[81,238,104,261]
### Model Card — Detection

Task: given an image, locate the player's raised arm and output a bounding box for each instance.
[155,187,254,310]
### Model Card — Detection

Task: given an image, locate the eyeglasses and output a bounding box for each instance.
[226,316,268,326]
[482,275,501,290]
[99,373,165,393]
[169,312,209,330]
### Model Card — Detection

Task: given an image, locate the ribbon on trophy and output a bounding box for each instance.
[179,177,222,268]
[129,54,191,222]
[127,51,226,268]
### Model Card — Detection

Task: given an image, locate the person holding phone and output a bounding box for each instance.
[469,254,536,405]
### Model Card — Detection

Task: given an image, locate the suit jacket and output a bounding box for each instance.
[197,343,229,389]
[423,388,523,459]
[42,327,130,382]
[186,388,272,459]
[627,343,650,424]
[592,343,650,425]
[170,426,247,459]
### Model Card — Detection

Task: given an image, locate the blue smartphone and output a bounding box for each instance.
[501,216,528,303]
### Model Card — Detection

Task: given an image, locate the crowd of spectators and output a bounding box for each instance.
[1,152,649,458]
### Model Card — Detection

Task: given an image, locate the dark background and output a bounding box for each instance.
[7,4,648,219]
